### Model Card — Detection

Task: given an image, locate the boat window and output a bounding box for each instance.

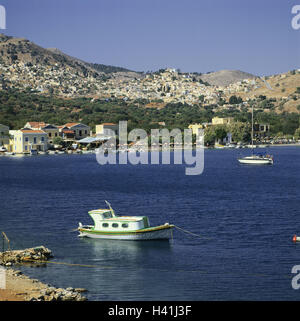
[112,223,119,228]
[102,223,109,228]
[122,223,129,228]
[102,212,112,219]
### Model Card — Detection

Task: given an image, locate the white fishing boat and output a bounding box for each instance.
[238,106,273,165]
[77,201,174,240]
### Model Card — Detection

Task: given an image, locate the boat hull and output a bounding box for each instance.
[238,158,273,165]
[78,225,174,240]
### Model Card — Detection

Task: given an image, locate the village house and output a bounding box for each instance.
[211,117,234,126]
[9,128,48,154]
[95,123,119,136]
[63,123,90,140]
[254,123,270,138]
[58,126,76,140]
[25,122,60,144]
[188,123,204,136]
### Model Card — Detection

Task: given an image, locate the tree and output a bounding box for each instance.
[214,125,228,141]
[53,136,63,145]
[229,95,242,105]
[228,121,251,143]
[294,128,300,140]
[204,126,216,146]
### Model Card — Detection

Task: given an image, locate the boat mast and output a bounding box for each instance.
[105,200,116,217]
[251,105,254,154]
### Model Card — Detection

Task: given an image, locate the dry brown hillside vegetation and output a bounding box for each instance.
[225,71,300,114]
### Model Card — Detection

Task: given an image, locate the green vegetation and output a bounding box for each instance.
[88,63,135,74]
[229,95,243,105]
[0,89,299,140]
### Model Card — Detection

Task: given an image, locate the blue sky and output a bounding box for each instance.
[1,0,300,75]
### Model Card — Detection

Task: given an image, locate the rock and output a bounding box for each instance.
[13,270,22,276]
[74,288,87,293]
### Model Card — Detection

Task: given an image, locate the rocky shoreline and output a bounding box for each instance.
[0,246,87,301]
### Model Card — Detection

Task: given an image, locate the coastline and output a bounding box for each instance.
[0,247,87,301]
[0,143,299,157]
[0,268,87,301]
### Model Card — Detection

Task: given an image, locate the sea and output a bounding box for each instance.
[0,147,300,301]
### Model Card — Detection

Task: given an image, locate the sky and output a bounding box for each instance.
[1,0,300,76]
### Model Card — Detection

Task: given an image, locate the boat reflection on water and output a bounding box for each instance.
[78,238,174,300]
[80,237,172,265]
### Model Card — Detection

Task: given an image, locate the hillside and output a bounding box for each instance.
[0,33,143,96]
[222,71,300,114]
[0,33,298,113]
[199,70,257,86]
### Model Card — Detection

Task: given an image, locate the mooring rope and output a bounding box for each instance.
[173,225,213,240]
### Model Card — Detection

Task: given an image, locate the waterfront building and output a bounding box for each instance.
[95,123,119,136]
[254,123,270,138]
[9,128,48,153]
[25,122,60,144]
[63,123,90,140]
[58,127,76,141]
[188,123,204,136]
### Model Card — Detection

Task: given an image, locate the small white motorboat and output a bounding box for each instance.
[77,201,174,240]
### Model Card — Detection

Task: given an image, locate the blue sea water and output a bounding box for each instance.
[0,147,300,301]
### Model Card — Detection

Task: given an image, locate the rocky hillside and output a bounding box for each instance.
[0,33,298,113]
[0,33,143,96]
[199,70,256,87]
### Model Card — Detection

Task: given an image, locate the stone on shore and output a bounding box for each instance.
[0,246,53,265]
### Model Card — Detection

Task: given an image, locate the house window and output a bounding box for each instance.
[102,223,109,228]
[55,133,57,137]
[25,137,29,142]
[25,145,27,151]
[85,130,87,134]
[79,130,82,136]
[122,223,129,228]
[41,137,44,142]
[49,133,52,137]
[34,137,37,144]
[112,223,119,228]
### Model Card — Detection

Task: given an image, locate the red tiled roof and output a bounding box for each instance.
[21,129,46,134]
[64,122,80,128]
[62,129,75,134]
[27,122,47,128]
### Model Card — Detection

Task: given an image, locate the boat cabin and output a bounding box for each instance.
[88,209,150,232]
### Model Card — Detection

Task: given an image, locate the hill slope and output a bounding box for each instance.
[199,70,256,86]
